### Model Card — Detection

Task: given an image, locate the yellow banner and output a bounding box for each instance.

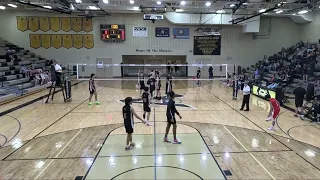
[82,18,93,32]
[62,34,73,49]
[73,34,83,49]
[50,17,60,32]
[83,34,94,49]
[51,34,62,49]
[39,17,50,32]
[28,17,39,32]
[41,34,51,49]
[252,85,276,99]
[29,34,41,49]
[16,16,28,32]
[71,17,82,32]
[61,17,71,32]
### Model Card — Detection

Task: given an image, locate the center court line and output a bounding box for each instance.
[34,129,83,180]
[223,125,276,180]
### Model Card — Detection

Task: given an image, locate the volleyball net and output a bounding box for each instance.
[75,63,235,81]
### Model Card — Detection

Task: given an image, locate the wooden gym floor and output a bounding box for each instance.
[0,80,319,179]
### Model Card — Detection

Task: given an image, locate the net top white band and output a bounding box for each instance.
[76,64,228,67]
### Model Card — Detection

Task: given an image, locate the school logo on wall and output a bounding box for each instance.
[173,28,189,39]
[155,27,169,37]
[133,27,148,38]
[118,94,196,109]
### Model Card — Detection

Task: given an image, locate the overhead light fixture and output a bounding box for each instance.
[8,4,17,8]
[133,6,139,10]
[103,0,109,3]
[230,4,236,7]
[298,10,308,14]
[70,4,75,10]
[0,5,5,10]
[276,10,283,14]
[176,9,184,12]
[243,2,249,5]
[180,1,186,5]
[130,0,134,4]
[87,6,98,10]
[292,13,296,15]
[216,10,225,13]
[156,1,161,5]
[75,0,82,3]
[259,9,266,13]
[205,2,211,7]
[43,5,52,9]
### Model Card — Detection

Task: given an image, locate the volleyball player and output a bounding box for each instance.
[88,73,100,106]
[138,71,145,97]
[164,91,182,144]
[265,94,280,131]
[196,67,201,85]
[123,97,148,151]
[165,73,172,95]
[155,74,161,100]
[147,75,156,98]
[142,87,152,126]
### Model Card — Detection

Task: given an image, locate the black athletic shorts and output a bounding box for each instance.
[89,89,96,95]
[166,117,176,124]
[125,125,133,134]
[143,104,151,112]
[295,98,304,108]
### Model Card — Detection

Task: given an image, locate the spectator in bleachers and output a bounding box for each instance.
[20,65,30,77]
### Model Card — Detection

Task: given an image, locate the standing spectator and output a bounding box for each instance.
[208,66,213,79]
[293,85,307,118]
[167,63,171,74]
[240,82,250,111]
[54,60,63,86]
[306,81,315,102]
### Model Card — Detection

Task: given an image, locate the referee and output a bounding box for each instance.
[240,82,250,111]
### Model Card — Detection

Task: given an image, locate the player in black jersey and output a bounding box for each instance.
[142,87,152,126]
[88,73,100,106]
[165,73,172,95]
[122,97,148,151]
[147,75,156,98]
[196,68,201,85]
[155,74,161,100]
[164,91,182,144]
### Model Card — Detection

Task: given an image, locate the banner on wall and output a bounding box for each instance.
[155,27,169,37]
[16,16,28,32]
[62,34,73,49]
[83,34,94,49]
[39,17,50,32]
[82,18,93,32]
[28,17,39,32]
[193,35,221,55]
[71,17,82,32]
[173,28,190,39]
[51,34,62,49]
[252,85,276,99]
[133,27,148,37]
[73,34,83,49]
[61,17,71,32]
[29,34,41,49]
[40,34,51,49]
[50,17,60,32]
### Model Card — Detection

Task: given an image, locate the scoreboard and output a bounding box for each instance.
[100,24,125,42]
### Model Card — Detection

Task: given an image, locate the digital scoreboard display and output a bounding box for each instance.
[100,24,125,42]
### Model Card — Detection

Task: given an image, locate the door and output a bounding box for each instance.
[96,58,113,78]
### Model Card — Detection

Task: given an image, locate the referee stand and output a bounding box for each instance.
[45,72,72,103]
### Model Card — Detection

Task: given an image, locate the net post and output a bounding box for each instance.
[76,64,79,80]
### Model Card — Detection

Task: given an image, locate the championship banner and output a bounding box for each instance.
[28,17,39,32]
[40,34,51,49]
[155,27,169,37]
[29,34,41,49]
[51,34,62,49]
[173,28,189,39]
[133,27,148,37]
[82,18,93,32]
[193,35,221,55]
[61,17,71,32]
[50,17,60,32]
[39,17,50,32]
[16,16,28,32]
[62,34,72,49]
[72,34,83,49]
[71,17,82,32]
[252,85,276,99]
[83,34,94,49]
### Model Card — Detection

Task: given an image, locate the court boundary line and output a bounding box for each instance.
[0,134,7,147]
[2,114,22,146]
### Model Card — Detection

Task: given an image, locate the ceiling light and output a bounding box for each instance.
[230,4,236,7]
[243,2,249,5]
[292,13,296,15]
[8,4,17,8]
[156,1,161,5]
[259,9,266,13]
[0,6,5,10]
[180,1,186,5]
[87,6,98,10]
[216,10,225,13]
[205,2,211,7]
[176,9,184,12]
[70,4,75,10]
[298,10,308,14]
[43,6,52,9]
[130,0,134,4]
[103,0,109,3]
[276,10,283,14]
[75,0,82,3]
[133,6,139,10]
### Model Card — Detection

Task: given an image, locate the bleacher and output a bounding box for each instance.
[0,38,51,103]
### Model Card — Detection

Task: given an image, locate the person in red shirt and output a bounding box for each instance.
[265,94,280,131]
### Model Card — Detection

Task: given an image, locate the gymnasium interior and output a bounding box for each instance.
[0,0,320,179]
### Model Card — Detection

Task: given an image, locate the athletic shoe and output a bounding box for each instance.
[266,117,272,121]
[130,142,135,147]
[125,146,133,151]
[172,140,182,144]
[88,102,93,106]
[267,127,274,131]
[163,137,171,143]
[96,101,100,105]
[146,122,152,126]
